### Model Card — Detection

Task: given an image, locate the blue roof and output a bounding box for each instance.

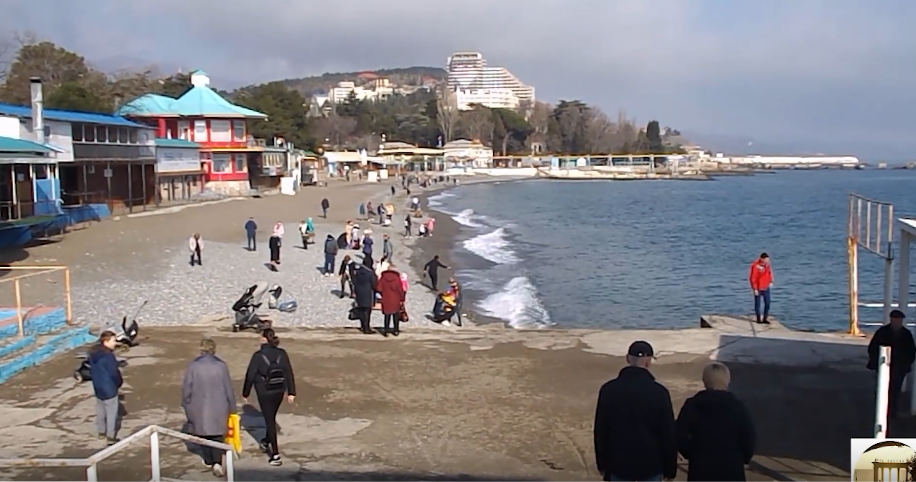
[0,102,148,128]
[0,136,52,154]
[154,138,200,148]
[117,88,267,119]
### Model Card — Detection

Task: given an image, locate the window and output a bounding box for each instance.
[34,164,48,179]
[178,121,190,140]
[232,121,246,142]
[193,121,208,142]
[210,120,231,142]
[118,127,128,143]
[129,129,138,144]
[43,126,51,139]
[108,126,118,143]
[212,154,232,173]
[71,123,84,142]
[234,154,247,172]
[96,126,107,142]
[83,124,95,142]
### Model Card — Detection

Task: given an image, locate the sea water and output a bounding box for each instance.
[428,170,916,331]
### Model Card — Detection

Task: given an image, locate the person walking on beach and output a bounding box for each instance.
[390,185,396,196]
[351,261,378,334]
[89,330,123,445]
[377,203,385,225]
[245,217,258,251]
[868,310,916,418]
[748,253,773,324]
[362,229,374,266]
[242,328,296,467]
[323,234,338,276]
[423,255,449,292]
[447,278,463,326]
[269,223,283,270]
[376,263,406,337]
[594,341,677,482]
[338,254,354,298]
[404,214,412,237]
[181,338,237,477]
[321,198,330,218]
[188,233,203,266]
[382,234,393,261]
[676,362,756,481]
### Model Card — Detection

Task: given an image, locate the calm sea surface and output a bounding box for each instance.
[428,170,916,331]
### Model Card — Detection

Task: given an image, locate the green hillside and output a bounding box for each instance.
[277,66,447,96]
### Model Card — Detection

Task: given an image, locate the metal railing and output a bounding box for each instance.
[875,346,891,439]
[0,425,236,482]
[0,266,72,336]
[848,194,895,336]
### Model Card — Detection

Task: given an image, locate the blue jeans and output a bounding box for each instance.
[754,288,771,322]
[324,253,336,274]
[247,233,256,251]
[609,474,662,482]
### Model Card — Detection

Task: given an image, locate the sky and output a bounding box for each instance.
[2,0,915,160]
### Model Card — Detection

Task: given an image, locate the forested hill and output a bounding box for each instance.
[277,66,447,96]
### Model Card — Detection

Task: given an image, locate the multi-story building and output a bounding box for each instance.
[117,70,269,195]
[455,88,520,110]
[446,51,535,110]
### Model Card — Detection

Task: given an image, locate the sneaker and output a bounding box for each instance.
[106,437,120,446]
[212,463,225,477]
[97,433,106,440]
[259,439,269,453]
[268,455,282,466]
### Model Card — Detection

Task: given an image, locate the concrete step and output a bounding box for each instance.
[0,326,96,384]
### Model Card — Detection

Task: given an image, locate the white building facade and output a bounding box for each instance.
[455,89,520,111]
[446,51,535,109]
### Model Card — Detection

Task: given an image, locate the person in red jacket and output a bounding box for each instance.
[376,264,406,337]
[748,253,773,325]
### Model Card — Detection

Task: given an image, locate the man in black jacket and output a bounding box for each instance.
[323,235,338,276]
[868,309,916,417]
[594,341,677,482]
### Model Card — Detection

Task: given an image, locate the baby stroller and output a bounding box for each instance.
[231,282,298,333]
[431,293,457,324]
[72,301,145,382]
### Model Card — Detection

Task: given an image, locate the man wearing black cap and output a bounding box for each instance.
[868,309,916,417]
[594,341,677,481]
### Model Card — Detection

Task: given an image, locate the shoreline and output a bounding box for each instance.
[407,176,535,329]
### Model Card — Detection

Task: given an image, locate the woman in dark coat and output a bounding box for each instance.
[268,235,281,270]
[242,329,296,467]
[676,361,756,481]
[350,262,378,334]
[375,264,406,337]
[338,255,353,299]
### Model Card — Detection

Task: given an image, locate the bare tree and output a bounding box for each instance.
[583,107,617,153]
[435,88,459,144]
[525,101,551,153]
[457,105,494,145]
[312,112,357,149]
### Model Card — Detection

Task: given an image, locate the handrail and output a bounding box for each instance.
[0,425,236,482]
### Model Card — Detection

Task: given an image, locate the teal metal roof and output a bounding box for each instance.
[171,87,267,118]
[0,136,52,154]
[117,94,177,117]
[154,138,201,148]
[117,89,267,119]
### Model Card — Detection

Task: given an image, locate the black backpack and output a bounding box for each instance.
[260,353,286,393]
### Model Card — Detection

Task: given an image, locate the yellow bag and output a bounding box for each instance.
[226,413,242,454]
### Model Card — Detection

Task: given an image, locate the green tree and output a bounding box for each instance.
[646,120,663,153]
[153,73,192,98]
[0,40,95,105]
[233,81,313,148]
[492,111,508,155]
[45,81,112,113]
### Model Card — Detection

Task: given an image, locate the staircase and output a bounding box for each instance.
[0,306,95,384]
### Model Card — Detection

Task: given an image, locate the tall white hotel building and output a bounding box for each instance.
[446,51,535,111]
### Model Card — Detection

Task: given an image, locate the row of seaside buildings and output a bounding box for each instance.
[0,70,497,246]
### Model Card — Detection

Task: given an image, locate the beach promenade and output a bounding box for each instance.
[0,178,902,480]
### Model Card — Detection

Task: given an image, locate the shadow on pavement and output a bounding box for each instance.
[717,333,878,480]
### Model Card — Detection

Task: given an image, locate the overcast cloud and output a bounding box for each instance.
[2,0,914,159]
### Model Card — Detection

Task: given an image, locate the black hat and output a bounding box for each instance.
[627,341,655,358]
[890,310,906,319]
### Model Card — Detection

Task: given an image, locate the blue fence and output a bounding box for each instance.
[0,326,96,384]
[0,307,67,341]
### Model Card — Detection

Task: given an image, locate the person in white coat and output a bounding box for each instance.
[189,233,203,266]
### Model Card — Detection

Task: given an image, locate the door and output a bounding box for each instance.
[14,164,33,218]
